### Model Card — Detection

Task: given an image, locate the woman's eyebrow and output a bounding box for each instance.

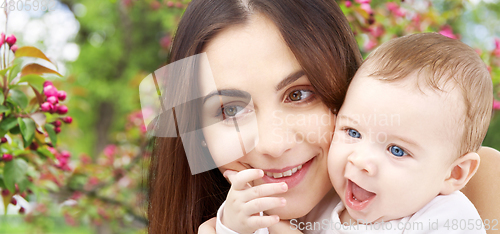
[275,70,305,91]
[202,89,250,104]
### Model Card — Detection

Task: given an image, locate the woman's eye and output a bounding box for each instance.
[285,89,315,103]
[223,106,242,117]
[347,129,361,138]
[389,145,408,157]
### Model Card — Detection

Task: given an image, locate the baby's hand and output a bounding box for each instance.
[222,169,288,234]
[268,220,304,234]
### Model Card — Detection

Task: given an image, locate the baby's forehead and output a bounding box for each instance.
[345,72,466,153]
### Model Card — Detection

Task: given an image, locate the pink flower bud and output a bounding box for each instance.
[57,90,67,101]
[19,207,25,214]
[0,33,5,45]
[43,85,58,97]
[41,102,53,112]
[494,100,500,110]
[5,35,16,47]
[160,35,172,49]
[345,0,352,7]
[61,151,71,158]
[10,197,17,205]
[62,116,73,124]
[364,39,378,51]
[355,0,370,3]
[1,137,7,143]
[1,189,9,196]
[29,142,38,151]
[53,120,62,127]
[10,45,17,53]
[176,2,183,8]
[57,105,68,115]
[166,1,174,7]
[55,126,61,133]
[47,96,58,104]
[43,81,53,87]
[2,154,13,162]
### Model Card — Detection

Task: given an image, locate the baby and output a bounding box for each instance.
[328,32,490,233]
[213,33,492,234]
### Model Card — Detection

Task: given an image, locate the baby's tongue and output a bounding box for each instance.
[352,182,375,201]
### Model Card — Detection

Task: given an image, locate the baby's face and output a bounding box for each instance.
[328,72,463,223]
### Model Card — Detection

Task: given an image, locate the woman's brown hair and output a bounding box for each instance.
[147,0,362,233]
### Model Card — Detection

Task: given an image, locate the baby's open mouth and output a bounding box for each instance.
[345,180,376,210]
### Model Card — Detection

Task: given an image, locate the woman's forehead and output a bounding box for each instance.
[199,15,302,95]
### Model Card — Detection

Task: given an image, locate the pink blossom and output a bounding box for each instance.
[355,0,370,3]
[494,38,500,57]
[439,26,457,39]
[0,33,4,45]
[370,26,384,38]
[360,3,373,14]
[493,100,500,110]
[104,144,117,157]
[10,45,17,53]
[160,35,172,49]
[386,2,399,12]
[345,0,352,7]
[364,39,378,51]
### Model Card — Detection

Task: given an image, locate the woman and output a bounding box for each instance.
[147,0,500,233]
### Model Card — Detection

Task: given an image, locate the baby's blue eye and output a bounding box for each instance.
[389,145,407,157]
[347,129,361,138]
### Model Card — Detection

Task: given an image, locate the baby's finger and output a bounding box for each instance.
[227,169,264,190]
[247,215,280,230]
[244,197,286,215]
[241,182,288,202]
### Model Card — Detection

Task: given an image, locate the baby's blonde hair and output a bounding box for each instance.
[363,32,492,156]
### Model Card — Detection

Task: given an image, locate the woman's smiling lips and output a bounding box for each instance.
[260,157,316,189]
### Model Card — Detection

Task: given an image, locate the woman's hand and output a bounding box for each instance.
[198,217,217,234]
[222,169,288,234]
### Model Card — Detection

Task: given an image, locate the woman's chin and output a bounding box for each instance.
[265,203,314,220]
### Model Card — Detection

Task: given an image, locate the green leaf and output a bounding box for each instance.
[8,63,21,82]
[0,117,18,131]
[20,64,62,77]
[9,125,20,134]
[9,89,28,109]
[18,118,35,148]
[36,147,55,160]
[44,124,57,146]
[18,75,45,93]
[3,158,28,192]
[14,46,54,65]
[0,68,8,76]
[0,89,4,104]
[0,105,9,113]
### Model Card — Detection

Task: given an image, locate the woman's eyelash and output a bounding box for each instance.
[283,88,316,104]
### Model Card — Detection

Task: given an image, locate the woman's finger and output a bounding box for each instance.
[247,215,280,230]
[243,197,286,216]
[227,169,264,190]
[240,182,288,202]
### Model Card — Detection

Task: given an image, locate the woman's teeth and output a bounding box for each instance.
[265,164,303,178]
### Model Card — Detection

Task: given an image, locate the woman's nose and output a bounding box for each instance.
[347,145,378,176]
[253,110,296,158]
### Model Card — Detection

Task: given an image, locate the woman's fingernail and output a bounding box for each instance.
[281,182,288,191]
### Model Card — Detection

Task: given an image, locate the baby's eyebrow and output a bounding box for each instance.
[337,114,359,125]
[391,135,421,151]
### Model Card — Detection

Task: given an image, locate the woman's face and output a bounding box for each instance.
[199,14,335,219]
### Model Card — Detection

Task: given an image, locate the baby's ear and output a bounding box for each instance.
[440,152,480,195]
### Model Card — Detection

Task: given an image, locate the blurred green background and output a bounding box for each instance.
[0,0,499,233]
